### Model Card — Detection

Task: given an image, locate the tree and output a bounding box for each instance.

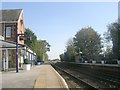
[24,28,50,61]
[65,38,76,62]
[73,27,102,61]
[24,28,37,51]
[59,54,64,62]
[102,32,113,61]
[59,51,70,62]
[105,22,120,59]
[59,38,77,62]
[34,40,50,61]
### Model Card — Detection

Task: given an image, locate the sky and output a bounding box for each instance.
[1,2,118,60]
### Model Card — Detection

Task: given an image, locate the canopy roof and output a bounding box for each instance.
[0,40,24,49]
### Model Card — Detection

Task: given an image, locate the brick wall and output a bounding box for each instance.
[17,12,25,45]
[5,23,17,42]
[0,12,25,45]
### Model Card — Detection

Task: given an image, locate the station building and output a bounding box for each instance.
[0,9,36,71]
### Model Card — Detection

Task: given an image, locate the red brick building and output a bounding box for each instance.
[0,9,36,71]
[0,9,25,44]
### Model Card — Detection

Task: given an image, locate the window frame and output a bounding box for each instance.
[5,26,12,38]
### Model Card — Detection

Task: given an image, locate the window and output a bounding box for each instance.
[5,27,11,38]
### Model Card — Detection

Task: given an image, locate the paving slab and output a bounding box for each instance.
[2,65,41,88]
[34,64,68,89]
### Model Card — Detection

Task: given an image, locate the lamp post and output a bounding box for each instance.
[16,34,18,73]
[16,33,24,73]
[16,33,29,73]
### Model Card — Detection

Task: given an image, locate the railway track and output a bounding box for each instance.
[51,63,98,90]
[51,62,120,90]
[64,63,120,88]
[71,67,120,88]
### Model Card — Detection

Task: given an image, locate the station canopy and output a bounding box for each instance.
[0,40,24,49]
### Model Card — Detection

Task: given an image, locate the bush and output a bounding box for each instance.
[105,60,117,64]
[24,59,30,64]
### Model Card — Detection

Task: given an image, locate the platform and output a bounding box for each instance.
[34,64,69,89]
